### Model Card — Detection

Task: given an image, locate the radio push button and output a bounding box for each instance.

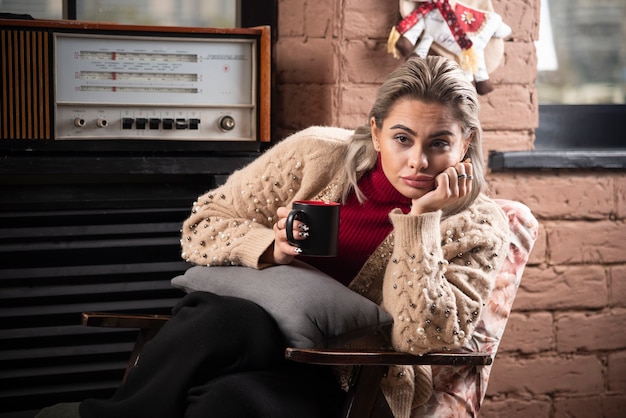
[135,118,148,130]
[122,118,134,129]
[175,118,188,129]
[163,118,175,130]
[149,118,161,129]
[189,118,200,130]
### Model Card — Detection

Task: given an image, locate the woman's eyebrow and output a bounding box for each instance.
[429,130,455,138]
[389,124,416,135]
[389,124,454,139]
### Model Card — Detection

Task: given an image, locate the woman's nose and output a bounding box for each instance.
[408,148,427,170]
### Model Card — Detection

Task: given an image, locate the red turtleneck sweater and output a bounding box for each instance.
[301,157,412,285]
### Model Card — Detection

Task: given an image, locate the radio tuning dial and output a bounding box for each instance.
[218,115,235,131]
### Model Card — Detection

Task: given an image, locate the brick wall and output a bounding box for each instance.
[274,0,626,416]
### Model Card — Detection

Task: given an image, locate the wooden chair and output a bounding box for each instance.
[82,199,538,418]
[82,312,492,418]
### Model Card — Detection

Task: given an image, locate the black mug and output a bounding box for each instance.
[285,200,340,257]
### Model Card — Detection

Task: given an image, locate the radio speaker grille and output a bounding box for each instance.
[1,28,52,140]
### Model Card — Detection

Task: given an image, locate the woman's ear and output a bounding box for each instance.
[370,117,380,152]
[462,143,470,161]
[461,130,473,160]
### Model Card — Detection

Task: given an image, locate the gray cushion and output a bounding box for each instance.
[171,260,392,348]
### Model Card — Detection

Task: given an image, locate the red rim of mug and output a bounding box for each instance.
[293,200,340,206]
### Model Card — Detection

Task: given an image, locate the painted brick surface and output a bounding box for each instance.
[488,174,619,219]
[487,355,604,394]
[479,85,538,130]
[615,175,626,218]
[554,396,626,418]
[276,38,337,84]
[480,398,551,418]
[482,130,534,153]
[610,265,626,307]
[343,0,397,39]
[556,310,626,352]
[342,40,398,84]
[548,221,626,265]
[499,311,554,353]
[515,265,608,310]
[304,0,336,37]
[491,41,537,84]
[608,351,626,392]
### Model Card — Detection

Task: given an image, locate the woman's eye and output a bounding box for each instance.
[394,134,411,144]
[431,139,450,149]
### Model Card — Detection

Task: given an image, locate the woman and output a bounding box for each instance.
[38,56,510,418]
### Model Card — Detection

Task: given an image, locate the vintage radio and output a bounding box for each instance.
[0,18,270,145]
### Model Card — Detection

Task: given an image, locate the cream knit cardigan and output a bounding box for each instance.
[181,126,510,418]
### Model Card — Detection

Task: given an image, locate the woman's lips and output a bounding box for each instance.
[401,175,434,189]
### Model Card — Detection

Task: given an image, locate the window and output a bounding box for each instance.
[536,0,625,104]
[489,0,626,170]
[0,0,262,28]
[1,0,275,32]
[533,0,625,153]
[0,0,63,19]
[74,0,235,28]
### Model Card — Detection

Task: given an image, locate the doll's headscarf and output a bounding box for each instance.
[391,0,477,72]
[396,0,473,50]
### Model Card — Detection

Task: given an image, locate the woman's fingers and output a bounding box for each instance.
[454,161,473,196]
[273,207,308,260]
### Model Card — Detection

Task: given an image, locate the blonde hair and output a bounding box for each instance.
[340,56,485,216]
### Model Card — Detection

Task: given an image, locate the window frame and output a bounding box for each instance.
[489,104,626,171]
[64,0,277,29]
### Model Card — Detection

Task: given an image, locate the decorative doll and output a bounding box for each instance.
[388,0,511,94]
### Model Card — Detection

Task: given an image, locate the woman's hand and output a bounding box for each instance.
[268,206,309,264]
[410,159,473,216]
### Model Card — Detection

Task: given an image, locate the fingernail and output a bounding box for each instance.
[298,232,309,238]
[294,247,303,254]
[298,224,310,231]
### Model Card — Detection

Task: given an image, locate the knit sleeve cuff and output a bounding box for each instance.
[388,209,442,250]
[234,227,277,269]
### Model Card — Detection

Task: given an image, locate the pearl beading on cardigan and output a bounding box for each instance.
[386,212,503,354]
[181,159,304,266]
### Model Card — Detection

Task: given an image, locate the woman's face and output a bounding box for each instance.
[371,98,471,200]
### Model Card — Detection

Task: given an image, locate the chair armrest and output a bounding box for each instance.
[82,312,172,329]
[284,347,493,366]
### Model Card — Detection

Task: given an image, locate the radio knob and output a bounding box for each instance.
[74,118,86,128]
[218,115,235,131]
[96,118,109,128]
